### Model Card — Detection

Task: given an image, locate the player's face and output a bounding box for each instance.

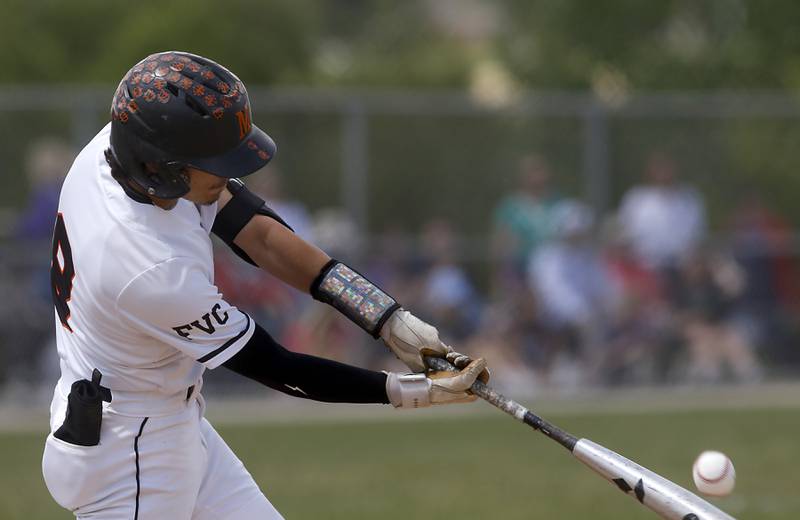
[183,168,227,205]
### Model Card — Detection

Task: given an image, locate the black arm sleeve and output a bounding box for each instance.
[222,322,390,404]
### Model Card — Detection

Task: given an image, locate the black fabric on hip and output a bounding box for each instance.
[222,322,390,404]
[212,179,294,266]
[54,369,112,447]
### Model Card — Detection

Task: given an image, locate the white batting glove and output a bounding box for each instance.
[385,358,488,408]
[380,309,451,372]
[380,309,490,382]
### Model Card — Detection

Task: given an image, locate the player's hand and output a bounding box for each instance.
[380,310,489,382]
[386,358,487,408]
[380,309,449,372]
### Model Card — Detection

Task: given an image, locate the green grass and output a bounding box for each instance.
[3,408,798,519]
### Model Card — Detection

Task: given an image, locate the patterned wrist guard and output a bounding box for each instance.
[310,260,401,338]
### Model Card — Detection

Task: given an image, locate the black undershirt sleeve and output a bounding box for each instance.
[222,322,390,404]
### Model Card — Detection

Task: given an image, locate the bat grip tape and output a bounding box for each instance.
[424,356,578,451]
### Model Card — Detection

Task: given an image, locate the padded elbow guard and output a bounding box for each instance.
[310,259,400,338]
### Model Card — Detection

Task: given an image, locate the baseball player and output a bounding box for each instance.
[42,51,489,519]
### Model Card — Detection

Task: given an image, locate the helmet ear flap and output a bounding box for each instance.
[145,161,191,198]
[109,123,191,199]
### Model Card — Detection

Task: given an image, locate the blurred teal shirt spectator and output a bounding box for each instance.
[492,155,560,275]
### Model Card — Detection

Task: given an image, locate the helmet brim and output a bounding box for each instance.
[185,125,276,179]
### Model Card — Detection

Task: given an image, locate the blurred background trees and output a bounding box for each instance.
[3,0,800,89]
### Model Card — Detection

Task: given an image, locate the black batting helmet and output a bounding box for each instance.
[109,51,275,199]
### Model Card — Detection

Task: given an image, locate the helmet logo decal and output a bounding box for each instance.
[235,107,251,139]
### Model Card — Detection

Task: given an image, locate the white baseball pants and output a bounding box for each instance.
[42,389,283,519]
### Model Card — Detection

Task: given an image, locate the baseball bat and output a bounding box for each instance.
[425,356,736,520]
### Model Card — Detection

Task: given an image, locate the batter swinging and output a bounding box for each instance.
[42,51,488,519]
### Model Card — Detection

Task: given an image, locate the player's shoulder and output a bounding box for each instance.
[115,255,213,316]
[65,123,111,175]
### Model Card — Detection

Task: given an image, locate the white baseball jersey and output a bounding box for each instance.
[52,123,254,415]
[43,124,283,519]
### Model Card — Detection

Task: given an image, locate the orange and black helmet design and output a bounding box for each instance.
[110,51,275,199]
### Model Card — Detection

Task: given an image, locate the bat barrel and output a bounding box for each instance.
[573,440,736,520]
[424,355,737,519]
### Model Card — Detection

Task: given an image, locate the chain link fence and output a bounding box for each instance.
[3,87,800,395]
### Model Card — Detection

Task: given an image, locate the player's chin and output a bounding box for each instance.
[200,188,225,205]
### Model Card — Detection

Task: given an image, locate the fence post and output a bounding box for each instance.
[582,101,610,217]
[341,98,368,248]
[70,91,100,148]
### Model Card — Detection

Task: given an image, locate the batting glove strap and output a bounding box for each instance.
[310,260,400,338]
[385,372,432,409]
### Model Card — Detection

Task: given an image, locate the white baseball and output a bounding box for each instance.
[692,450,736,496]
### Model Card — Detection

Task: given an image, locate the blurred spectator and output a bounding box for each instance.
[215,167,317,349]
[492,154,560,279]
[602,218,676,384]
[246,166,315,242]
[282,208,365,363]
[727,193,800,368]
[618,152,706,270]
[527,200,620,383]
[15,138,73,240]
[311,207,362,264]
[367,224,417,302]
[2,137,73,393]
[416,218,481,342]
[673,250,762,384]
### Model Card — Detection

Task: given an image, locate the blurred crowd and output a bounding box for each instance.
[481,152,796,391]
[4,139,800,395]
[213,150,800,392]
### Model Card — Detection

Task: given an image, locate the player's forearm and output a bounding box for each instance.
[223,322,390,404]
[234,214,331,292]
